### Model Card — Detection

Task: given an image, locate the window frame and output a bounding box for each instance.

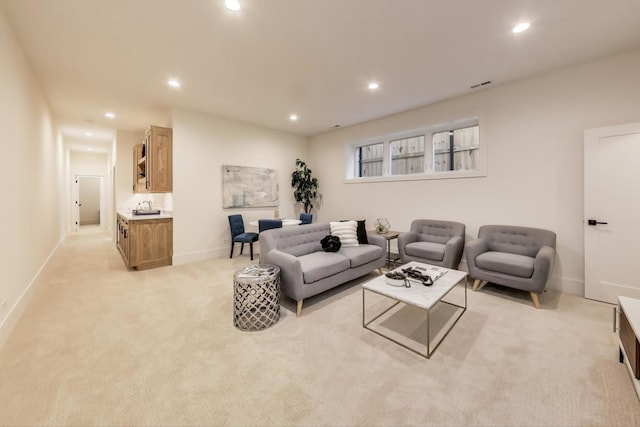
[346,116,485,183]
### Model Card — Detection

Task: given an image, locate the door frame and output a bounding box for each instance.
[584,121,640,302]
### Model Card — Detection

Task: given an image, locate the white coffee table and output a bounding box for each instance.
[362,261,467,358]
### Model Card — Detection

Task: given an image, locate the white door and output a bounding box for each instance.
[584,121,640,303]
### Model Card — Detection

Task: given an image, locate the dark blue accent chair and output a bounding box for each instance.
[299,213,313,225]
[259,219,283,233]
[228,214,259,260]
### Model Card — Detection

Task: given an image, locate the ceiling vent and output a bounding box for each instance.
[470,80,493,89]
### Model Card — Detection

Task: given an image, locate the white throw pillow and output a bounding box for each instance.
[330,220,359,247]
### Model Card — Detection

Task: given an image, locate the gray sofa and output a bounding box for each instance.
[259,222,386,316]
[465,225,556,309]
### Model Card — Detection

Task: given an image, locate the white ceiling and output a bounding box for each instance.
[2,0,640,148]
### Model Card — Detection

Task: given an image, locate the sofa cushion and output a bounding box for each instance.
[476,251,534,278]
[330,221,359,247]
[298,252,351,283]
[405,241,445,261]
[338,244,383,268]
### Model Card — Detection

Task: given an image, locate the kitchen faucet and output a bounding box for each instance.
[141,200,152,210]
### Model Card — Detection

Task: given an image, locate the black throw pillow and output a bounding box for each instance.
[356,220,368,244]
[321,235,342,252]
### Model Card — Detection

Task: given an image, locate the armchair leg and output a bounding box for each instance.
[530,292,541,309]
[296,300,303,317]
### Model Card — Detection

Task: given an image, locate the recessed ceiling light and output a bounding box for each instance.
[225,0,241,11]
[105,112,115,119]
[87,148,93,151]
[289,114,298,122]
[85,132,93,136]
[167,79,181,88]
[512,22,530,33]
[368,82,380,90]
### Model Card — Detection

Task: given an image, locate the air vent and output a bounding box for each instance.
[470,80,493,89]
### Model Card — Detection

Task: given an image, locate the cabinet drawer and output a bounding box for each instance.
[620,307,640,379]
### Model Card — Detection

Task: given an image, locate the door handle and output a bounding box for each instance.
[587,219,608,226]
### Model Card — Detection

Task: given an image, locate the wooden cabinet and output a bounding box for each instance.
[116,213,173,270]
[133,125,172,193]
[618,296,640,400]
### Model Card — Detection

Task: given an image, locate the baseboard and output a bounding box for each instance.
[548,276,584,296]
[173,244,263,265]
[0,232,68,349]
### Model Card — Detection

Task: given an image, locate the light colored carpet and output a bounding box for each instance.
[0,230,638,426]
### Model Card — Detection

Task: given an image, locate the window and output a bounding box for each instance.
[348,117,483,181]
[357,142,384,177]
[432,125,480,172]
[391,136,424,175]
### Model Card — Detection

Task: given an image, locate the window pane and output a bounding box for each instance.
[391,135,424,175]
[433,125,479,172]
[357,143,383,177]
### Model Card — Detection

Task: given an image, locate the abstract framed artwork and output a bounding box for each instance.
[222,165,279,208]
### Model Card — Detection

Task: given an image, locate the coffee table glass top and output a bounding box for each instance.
[362,261,467,310]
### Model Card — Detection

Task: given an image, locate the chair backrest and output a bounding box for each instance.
[228,214,245,239]
[410,219,465,244]
[259,219,283,232]
[478,225,556,257]
[299,213,313,224]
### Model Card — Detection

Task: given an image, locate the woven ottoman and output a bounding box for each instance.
[233,264,280,331]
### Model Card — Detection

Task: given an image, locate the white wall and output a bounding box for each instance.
[309,48,640,296]
[172,108,309,264]
[0,6,65,345]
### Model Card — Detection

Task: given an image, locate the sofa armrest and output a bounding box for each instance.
[263,249,304,300]
[442,235,464,269]
[397,231,419,259]
[366,232,386,252]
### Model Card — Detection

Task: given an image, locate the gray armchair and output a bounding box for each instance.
[398,219,465,268]
[465,225,556,309]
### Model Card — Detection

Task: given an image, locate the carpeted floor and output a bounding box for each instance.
[0,229,638,426]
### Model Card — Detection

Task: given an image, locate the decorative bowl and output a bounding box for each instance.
[385,277,407,287]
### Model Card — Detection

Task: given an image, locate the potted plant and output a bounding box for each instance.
[291,159,320,214]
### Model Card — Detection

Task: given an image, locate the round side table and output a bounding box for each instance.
[233,264,281,331]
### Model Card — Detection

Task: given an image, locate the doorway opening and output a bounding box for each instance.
[75,175,104,232]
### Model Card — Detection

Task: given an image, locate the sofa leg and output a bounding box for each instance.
[296,300,303,317]
[530,292,541,309]
[472,279,488,291]
[378,268,383,275]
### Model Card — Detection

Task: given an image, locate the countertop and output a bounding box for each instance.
[117,210,173,221]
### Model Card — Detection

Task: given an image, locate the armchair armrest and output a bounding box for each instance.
[531,245,556,289]
[464,238,489,274]
[397,231,419,259]
[442,235,464,269]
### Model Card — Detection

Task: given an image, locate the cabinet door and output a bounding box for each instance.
[129,219,173,268]
[147,126,172,192]
[133,144,147,193]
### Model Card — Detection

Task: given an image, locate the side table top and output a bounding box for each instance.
[371,230,400,239]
